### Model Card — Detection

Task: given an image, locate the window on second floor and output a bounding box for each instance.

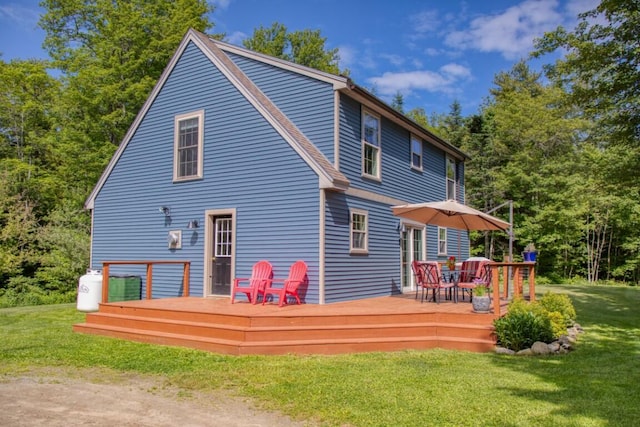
[446,156,456,200]
[411,135,422,170]
[438,227,447,255]
[350,209,369,254]
[174,110,204,181]
[362,110,381,180]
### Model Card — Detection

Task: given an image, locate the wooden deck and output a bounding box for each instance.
[73,294,508,355]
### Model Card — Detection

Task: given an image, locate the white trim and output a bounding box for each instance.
[215,39,349,90]
[203,208,236,297]
[173,109,204,182]
[334,91,341,170]
[344,187,406,206]
[349,208,369,254]
[361,109,381,181]
[319,189,326,304]
[410,134,423,171]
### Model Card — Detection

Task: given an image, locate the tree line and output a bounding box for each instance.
[0,1,637,305]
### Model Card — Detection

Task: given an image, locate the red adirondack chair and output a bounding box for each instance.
[412,260,454,303]
[262,260,307,307]
[457,259,491,301]
[230,260,273,304]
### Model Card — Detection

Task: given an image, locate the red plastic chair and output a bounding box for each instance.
[412,261,454,303]
[457,260,491,301]
[230,260,273,304]
[263,261,307,307]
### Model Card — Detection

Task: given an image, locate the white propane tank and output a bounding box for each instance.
[76,269,103,312]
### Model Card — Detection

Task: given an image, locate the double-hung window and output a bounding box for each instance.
[446,156,456,200]
[350,209,369,254]
[362,110,381,180]
[174,110,204,181]
[411,135,422,170]
[438,227,447,255]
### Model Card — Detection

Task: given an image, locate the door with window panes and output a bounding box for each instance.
[210,216,232,295]
[401,226,425,293]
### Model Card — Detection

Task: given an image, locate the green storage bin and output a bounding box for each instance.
[108,275,141,302]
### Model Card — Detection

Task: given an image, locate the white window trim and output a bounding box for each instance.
[446,156,456,200]
[410,134,423,171]
[350,208,369,254]
[438,226,447,255]
[173,109,204,182]
[361,109,381,181]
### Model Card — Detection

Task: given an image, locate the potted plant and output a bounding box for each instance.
[446,256,456,271]
[523,243,537,262]
[472,279,491,313]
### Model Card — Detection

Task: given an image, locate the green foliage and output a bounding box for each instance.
[493,298,555,350]
[242,22,342,74]
[539,291,577,327]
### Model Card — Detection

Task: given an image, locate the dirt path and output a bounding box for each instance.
[0,370,309,427]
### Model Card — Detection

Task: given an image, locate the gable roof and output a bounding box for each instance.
[85,29,350,210]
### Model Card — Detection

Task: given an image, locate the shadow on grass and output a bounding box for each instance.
[490,285,640,426]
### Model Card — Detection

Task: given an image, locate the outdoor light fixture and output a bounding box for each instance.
[159,206,171,217]
[187,219,199,229]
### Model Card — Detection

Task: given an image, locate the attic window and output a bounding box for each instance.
[174,110,204,181]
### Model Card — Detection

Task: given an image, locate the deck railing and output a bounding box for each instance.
[488,262,536,316]
[101,260,191,303]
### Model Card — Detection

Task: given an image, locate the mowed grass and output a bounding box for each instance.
[1,285,639,426]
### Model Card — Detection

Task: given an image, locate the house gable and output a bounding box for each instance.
[85,29,348,210]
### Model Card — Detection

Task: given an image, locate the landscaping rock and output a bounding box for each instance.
[495,346,515,355]
[496,324,584,356]
[531,341,551,355]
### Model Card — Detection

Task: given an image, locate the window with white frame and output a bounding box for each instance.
[350,209,368,254]
[362,110,381,179]
[438,227,447,255]
[411,135,422,170]
[174,110,204,181]
[446,156,456,200]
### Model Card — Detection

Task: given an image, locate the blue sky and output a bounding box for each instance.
[0,0,598,116]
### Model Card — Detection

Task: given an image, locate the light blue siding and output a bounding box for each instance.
[92,41,321,299]
[338,94,469,263]
[226,52,336,163]
[324,191,401,303]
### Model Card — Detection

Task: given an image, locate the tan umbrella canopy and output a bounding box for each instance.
[391,199,510,231]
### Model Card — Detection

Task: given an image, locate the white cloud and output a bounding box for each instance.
[211,0,232,11]
[380,53,405,67]
[226,31,247,45]
[410,10,440,34]
[337,45,356,69]
[0,4,40,27]
[366,63,472,97]
[444,0,564,60]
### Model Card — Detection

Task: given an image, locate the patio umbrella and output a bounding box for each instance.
[391,199,510,231]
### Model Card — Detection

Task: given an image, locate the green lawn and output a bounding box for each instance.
[1,285,639,426]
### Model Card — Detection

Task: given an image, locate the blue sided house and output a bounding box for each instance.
[85,29,471,304]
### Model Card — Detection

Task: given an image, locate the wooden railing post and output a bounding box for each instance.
[528,263,536,301]
[491,264,500,316]
[146,263,153,299]
[101,263,110,303]
[183,262,190,297]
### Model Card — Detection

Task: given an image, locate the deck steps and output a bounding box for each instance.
[73,297,499,355]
